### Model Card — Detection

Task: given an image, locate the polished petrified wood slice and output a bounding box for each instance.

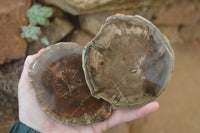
[29,42,111,125]
[82,14,175,109]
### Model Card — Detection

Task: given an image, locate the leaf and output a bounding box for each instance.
[26,4,53,26]
[26,9,32,18]
[37,17,46,25]
[40,36,50,46]
[20,24,41,42]
[29,17,37,25]
[42,7,53,17]
[31,34,39,41]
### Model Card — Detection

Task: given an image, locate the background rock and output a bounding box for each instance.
[0,59,24,132]
[0,0,31,64]
[79,9,139,35]
[79,7,160,35]
[67,30,94,47]
[0,98,18,133]
[158,26,180,45]
[43,17,74,44]
[154,1,200,26]
[79,11,111,35]
[179,25,200,42]
[40,0,164,15]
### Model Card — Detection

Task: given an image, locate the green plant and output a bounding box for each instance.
[40,36,49,45]
[27,5,53,26]
[21,24,41,42]
[21,4,53,43]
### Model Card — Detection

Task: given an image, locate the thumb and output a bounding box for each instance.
[91,101,159,133]
[107,101,159,128]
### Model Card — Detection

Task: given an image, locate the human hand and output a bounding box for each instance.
[18,49,159,133]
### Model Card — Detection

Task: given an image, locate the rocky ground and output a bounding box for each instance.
[0,0,200,132]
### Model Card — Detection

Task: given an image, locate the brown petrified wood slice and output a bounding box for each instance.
[82,14,175,109]
[29,42,111,125]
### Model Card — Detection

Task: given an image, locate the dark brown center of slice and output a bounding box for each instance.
[30,43,111,125]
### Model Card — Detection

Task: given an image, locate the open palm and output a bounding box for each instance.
[18,49,159,133]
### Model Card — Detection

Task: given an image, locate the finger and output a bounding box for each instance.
[18,48,45,92]
[21,48,45,77]
[24,48,45,72]
[91,101,159,133]
[107,101,159,128]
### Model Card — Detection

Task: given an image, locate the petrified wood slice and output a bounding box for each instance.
[82,14,175,109]
[29,42,111,125]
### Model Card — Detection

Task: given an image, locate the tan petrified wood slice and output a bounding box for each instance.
[29,42,111,125]
[82,14,175,109]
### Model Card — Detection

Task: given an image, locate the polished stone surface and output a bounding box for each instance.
[29,42,111,125]
[82,14,175,109]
